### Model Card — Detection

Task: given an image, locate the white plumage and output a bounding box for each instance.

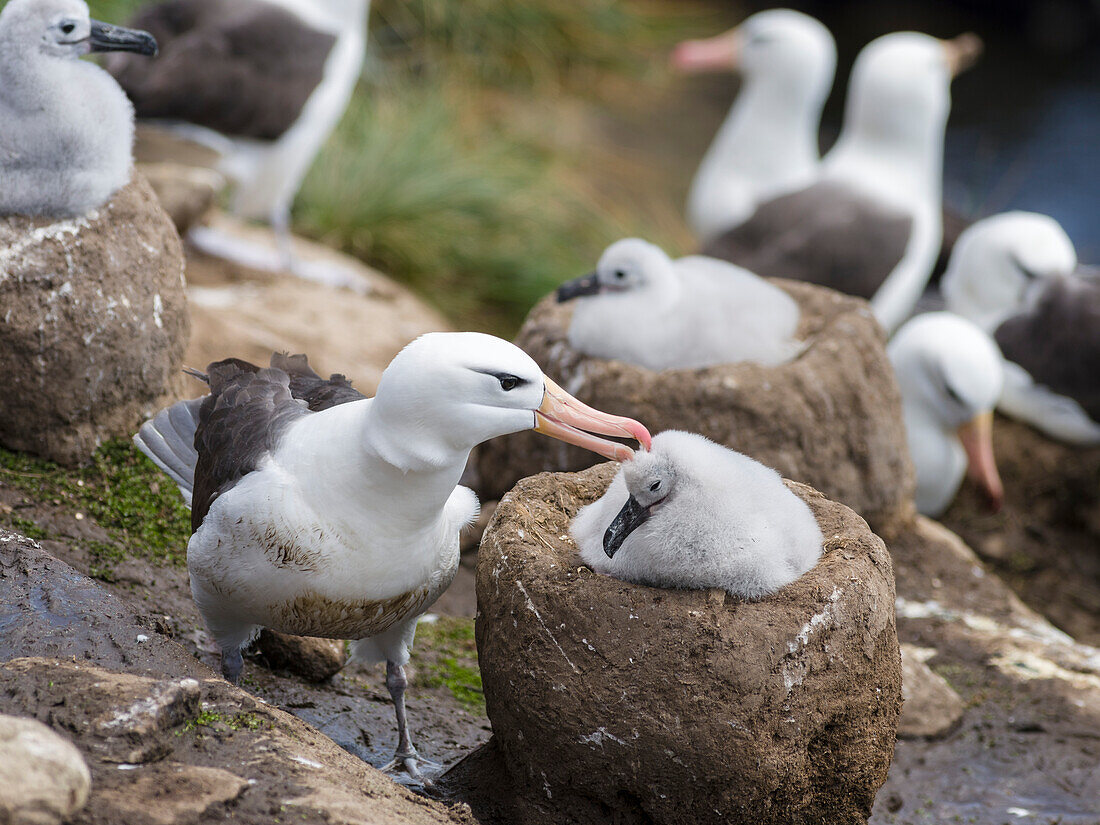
[675,9,836,241]
[888,312,1004,517]
[557,238,803,371]
[0,0,156,216]
[571,430,823,599]
[942,211,1100,445]
[136,332,650,781]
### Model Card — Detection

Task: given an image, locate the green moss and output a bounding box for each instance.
[410,616,485,714]
[179,710,266,735]
[0,439,190,576]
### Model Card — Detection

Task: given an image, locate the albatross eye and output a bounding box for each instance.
[649,480,661,492]
[61,22,75,34]
[944,384,964,406]
[499,375,519,392]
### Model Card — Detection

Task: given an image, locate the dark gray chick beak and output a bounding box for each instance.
[603,494,651,559]
[557,272,601,303]
[89,20,158,57]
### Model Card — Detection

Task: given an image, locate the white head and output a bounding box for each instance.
[942,211,1078,331]
[888,312,1004,510]
[369,332,651,470]
[672,9,836,107]
[556,238,676,304]
[0,0,156,60]
[839,31,980,154]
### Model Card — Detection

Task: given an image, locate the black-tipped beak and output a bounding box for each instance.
[603,495,651,559]
[89,20,158,56]
[557,272,600,303]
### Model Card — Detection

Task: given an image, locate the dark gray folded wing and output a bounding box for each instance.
[191,358,309,530]
[994,275,1100,422]
[270,352,366,411]
[703,180,913,300]
[108,0,336,140]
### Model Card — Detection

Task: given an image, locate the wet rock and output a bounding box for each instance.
[183,213,453,398]
[898,644,963,739]
[476,281,913,529]
[941,416,1100,645]
[874,516,1100,824]
[0,176,189,465]
[0,658,477,825]
[473,463,901,825]
[0,529,208,679]
[255,630,346,683]
[0,714,90,825]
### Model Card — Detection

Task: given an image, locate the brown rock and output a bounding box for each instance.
[941,416,1100,646]
[476,281,914,529]
[473,463,901,825]
[138,162,225,236]
[255,629,346,683]
[182,213,453,398]
[0,714,90,825]
[0,176,189,465]
[897,644,964,739]
[0,531,477,824]
[94,763,249,825]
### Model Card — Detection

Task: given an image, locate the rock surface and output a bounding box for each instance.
[0,529,478,825]
[476,282,913,529]
[941,416,1100,645]
[0,713,91,825]
[138,162,224,236]
[182,213,453,398]
[0,177,189,465]
[873,516,1100,824]
[255,629,346,683]
[897,644,963,739]
[471,463,901,825]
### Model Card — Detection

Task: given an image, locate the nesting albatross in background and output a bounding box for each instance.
[572,431,823,599]
[107,0,369,279]
[888,312,1004,517]
[672,9,837,243]
[941,211,1100,445]
[556,238,803,370]
[0,0,157,216]
[705,31,982,333]
[135,333,650,781]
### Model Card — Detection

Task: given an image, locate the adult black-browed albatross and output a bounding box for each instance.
[942,211,1100,445]
[106,0,368,282]
[704,31,982,333]
[135,333,651,781]
[0,0,157,216]
[672,9,837,243]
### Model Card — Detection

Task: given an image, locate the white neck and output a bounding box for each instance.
[688,78,821,238]
[279,400,469,533]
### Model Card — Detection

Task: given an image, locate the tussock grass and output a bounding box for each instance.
[296,81,638,332]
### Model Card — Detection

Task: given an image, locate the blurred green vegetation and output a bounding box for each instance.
[69,0,705,333]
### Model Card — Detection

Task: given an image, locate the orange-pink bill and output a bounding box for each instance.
[957,411,1003,512]
[534,377,651,462]
[671,27,741,73]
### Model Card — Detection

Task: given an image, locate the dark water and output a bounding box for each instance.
[752,0,1100,259]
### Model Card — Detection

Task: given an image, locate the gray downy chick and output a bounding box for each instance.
[0,0,157,217]
[572,430,823,599]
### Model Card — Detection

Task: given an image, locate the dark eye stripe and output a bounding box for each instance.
[470,368,531,390]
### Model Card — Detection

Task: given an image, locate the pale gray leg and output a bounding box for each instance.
[221,646,244,684]
[379,660,437,783]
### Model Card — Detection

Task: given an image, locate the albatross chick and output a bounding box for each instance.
[572,430,822,598]
[556,238,803,371]
[0,0,157,216]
